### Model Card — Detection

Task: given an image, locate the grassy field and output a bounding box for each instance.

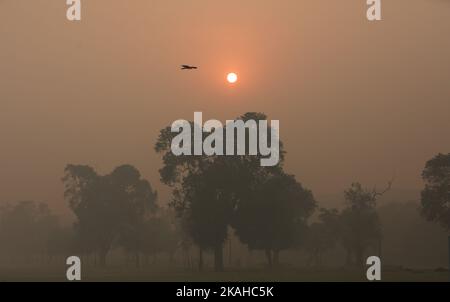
[0,266,448,282]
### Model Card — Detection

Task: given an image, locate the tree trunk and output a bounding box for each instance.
[314,250,320,267]
[273,250,280,267]
[447,235,450,282]
[214,244,224,272]
[188,252,192,270]
[355,247,364,268]
[228,238,232,267]
[198,248,204,272]
[345,249,353,267]
[135,252,140,268]
[265,249,273,268]
[99,249,108,267]
[378,236,383,258]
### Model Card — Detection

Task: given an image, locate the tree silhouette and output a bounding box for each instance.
[155,112,287,271]
[168,158,242,271]
[420,153,450,231]
[46,225,76,263]
[0,201,59,262]
[304,208,340,267]
[233,172,316,267]
[340,183,387,267]
[62,164,157,267]
[140,213,179,266]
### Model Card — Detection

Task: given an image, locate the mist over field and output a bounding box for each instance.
[0,0,449,281]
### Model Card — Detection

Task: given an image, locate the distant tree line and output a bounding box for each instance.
[0,112,448,271]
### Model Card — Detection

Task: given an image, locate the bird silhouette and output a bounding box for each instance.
[181,65,198,70]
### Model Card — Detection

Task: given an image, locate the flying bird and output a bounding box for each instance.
[181,65,198,70]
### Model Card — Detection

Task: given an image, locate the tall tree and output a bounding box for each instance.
[132,212,179,267]
[0,201,59,261]
[420,153,450,231]
[169,158,241,271]
[155,112,284,271]
[233,172,316,267]
[339,182,390,267]
[62,164,157,266]
[304,208,340,267]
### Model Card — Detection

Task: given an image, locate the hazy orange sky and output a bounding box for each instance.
[1,0,450,218]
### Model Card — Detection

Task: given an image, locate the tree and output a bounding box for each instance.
[176,214,195,270]
[139,213,179,264]
[62,164,157,266]
[170,158,241,271]
[155,112,284,271]
[0,201,59,262]
[420,153,450,231]
[304,208,340,267]
[339,182,390,267]
[233,172,316,267]
[379,201,449,268]
[46,226,76,263]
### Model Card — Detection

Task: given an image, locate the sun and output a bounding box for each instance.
[227,72,238,84]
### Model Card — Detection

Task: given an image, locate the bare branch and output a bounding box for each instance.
[372,176,395,199]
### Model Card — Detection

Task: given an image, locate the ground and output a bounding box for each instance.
[0,266,448,282]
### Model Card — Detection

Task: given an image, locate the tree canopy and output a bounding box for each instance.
[62,164,158,266]
[421,153,450,232]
